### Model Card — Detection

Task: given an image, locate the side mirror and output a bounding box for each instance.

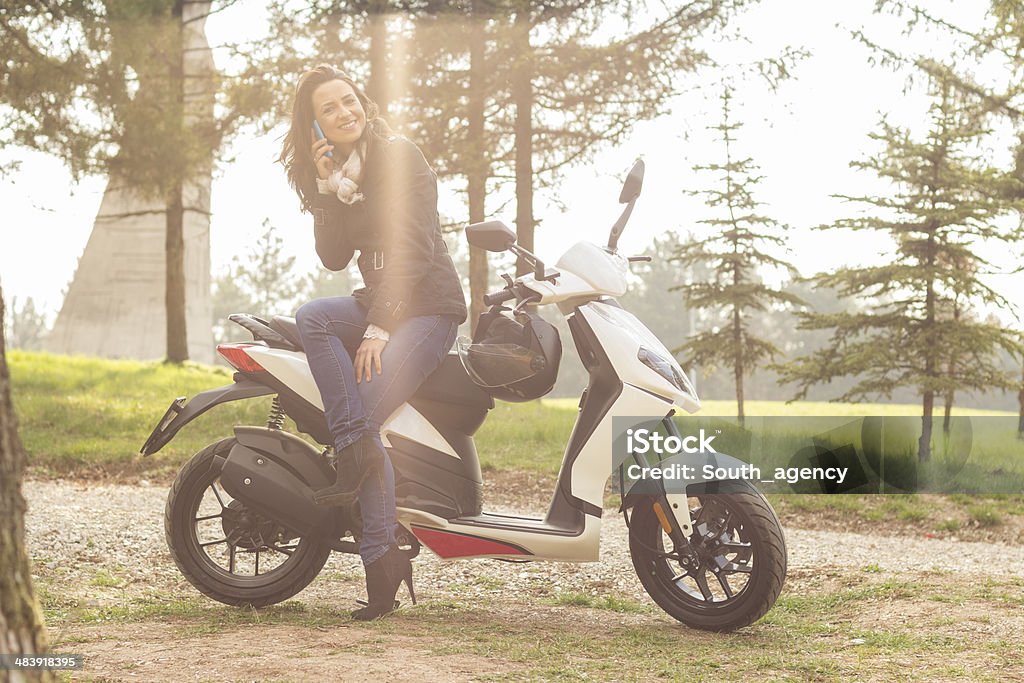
[466,220,516,252]
[618,159,645,204]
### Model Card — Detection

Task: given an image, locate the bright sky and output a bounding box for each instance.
[1,0,1021,324]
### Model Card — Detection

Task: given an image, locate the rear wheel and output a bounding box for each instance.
[165,438,332,607]
[628,482,787,631]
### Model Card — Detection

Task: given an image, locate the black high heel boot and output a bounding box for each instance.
[351,545,416,621]
[313,433,386,507]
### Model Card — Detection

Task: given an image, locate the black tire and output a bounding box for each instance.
[165,437,333,607]
[628,481,787,632]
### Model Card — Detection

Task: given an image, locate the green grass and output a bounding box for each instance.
[9,351,1023,490]
[475,399,574,474]
[769,492,1024,531]
[9,350,271,479]
[968,504,1003,527]
[545,591,651,613]
[89,570,123,589]
[9,350,1024,533]
[656,413,1024,495]
[545,397,1016,417]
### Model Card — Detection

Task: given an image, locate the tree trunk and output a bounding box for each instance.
[733,304,744,426]
[943,301,959,435]
[1018,361,1023,440]
[919,227,937,463]
[511,9,534,278]
[165,179,189,363]
[467,6,488,334]
[0,289,55,682]
[366,3,390,118]
[919,391,934,463]
[943,390,953,435]
[323,8,343,57]
[165,3,189,364]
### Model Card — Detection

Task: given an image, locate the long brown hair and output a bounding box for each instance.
[278,65,392,212]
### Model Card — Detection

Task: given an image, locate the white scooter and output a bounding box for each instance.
[141,160,786,632]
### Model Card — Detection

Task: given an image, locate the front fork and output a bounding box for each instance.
[628,417,695,545]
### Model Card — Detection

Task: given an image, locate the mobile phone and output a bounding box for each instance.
[312,120,333,158]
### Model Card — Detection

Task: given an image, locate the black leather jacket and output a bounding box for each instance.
[309,134,467,332]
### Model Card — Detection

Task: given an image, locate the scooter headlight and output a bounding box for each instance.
[638,346,696,398]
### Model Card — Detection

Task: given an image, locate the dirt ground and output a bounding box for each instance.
[22,471,1024,683]
[48,571,1024,683]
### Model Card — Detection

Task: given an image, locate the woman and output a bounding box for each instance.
[279,65,467,620]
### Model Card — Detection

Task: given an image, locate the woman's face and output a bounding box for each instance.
[310,79,367,155]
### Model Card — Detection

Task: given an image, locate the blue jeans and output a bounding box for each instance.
[295,296,459,565]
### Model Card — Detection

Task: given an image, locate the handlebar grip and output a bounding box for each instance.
[483,289,516,306]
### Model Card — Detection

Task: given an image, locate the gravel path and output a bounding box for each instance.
[22,479,1024,608]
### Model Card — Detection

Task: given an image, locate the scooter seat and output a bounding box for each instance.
[270,317,493,410]
[270,316,304,350]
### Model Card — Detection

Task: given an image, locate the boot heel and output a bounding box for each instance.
[351,544,408,621]
[404,571,417,605]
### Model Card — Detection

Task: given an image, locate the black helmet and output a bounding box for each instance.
[457,308,562,403]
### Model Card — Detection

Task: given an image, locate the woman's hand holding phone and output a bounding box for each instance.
[312,121,335,180]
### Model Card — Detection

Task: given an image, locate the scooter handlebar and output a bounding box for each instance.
[483,288,517,306]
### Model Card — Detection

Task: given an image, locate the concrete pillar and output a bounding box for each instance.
[46,2,215,364]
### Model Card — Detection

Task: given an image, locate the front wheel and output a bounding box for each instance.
[165,437,333,607]
[628,482,787,631]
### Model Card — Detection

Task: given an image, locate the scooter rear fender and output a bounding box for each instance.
[140,379,274,456]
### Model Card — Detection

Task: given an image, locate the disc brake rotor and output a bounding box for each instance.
[689,502,752,576]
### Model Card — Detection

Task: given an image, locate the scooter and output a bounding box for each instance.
[141,160,787,632]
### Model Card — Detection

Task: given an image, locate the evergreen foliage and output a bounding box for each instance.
[868,0,1024,437]
[672,88,801,422]
[3,297,49,351]
[211,220,320,344]
[779,81,1024,461]
[252,1,751,327]
[0,1,273,362]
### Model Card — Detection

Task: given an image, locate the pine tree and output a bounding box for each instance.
[672,88,802,424]
[211,221,308,343]
[5,298,49,351]
[779,82,1024,461]
[1,2,273,363]
[255,1,753,330]
[869,1,1024,119]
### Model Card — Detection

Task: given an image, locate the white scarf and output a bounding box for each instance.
[325,141,366,204]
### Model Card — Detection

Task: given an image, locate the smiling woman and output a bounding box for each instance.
[276,64,467,622]
[311,80,367,157]
[278,66,387,213]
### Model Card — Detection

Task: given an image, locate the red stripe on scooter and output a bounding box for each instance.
[410,526,531,559]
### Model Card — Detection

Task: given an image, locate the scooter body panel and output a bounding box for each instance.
[219,427,343,538]
[399,304,680,563]
[405,514,603,562]
[240,346,466,461]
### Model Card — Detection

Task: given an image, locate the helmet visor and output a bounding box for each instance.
[456,336,541,388]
